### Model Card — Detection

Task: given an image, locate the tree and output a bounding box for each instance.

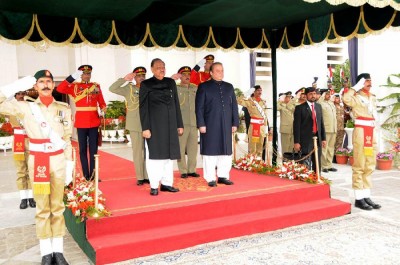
[378,73,400,131]
[332,59,351,92]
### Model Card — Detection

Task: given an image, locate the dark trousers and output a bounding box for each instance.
[77,127,98,179]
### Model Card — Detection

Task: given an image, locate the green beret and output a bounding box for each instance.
[34,70,53,81]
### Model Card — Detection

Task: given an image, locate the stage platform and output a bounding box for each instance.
[65,148,351,265]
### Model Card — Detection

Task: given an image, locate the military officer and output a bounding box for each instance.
[190,54,214,86]
[0,70,73,264]
[237,85,270,156]
[318,89,338,173]
[9,91,36,209]
[57,65,107,181]
[109,67,149,185]
[333,94,345,153]
[342,73,381,211]
[174,66,200,178]
[295,87,306,105]
[277,91,296,154]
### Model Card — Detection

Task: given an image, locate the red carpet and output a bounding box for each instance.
[70,144,351,264]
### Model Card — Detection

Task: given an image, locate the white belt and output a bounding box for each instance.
[355,119,375,127]
[250,118,264,124]
[14,129,26,135]
[29,142,62,153]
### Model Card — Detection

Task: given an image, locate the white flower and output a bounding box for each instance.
[75,210,80,216]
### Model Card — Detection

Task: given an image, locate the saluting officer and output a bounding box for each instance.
[277,91,296,154]
[109,67,149,185]
[190,54,214,86]
[174,66,200,178]
[9,91,36,209]
[0,70,73,265]
[57,65,107,181]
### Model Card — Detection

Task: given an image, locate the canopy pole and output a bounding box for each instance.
[271,29,278,165]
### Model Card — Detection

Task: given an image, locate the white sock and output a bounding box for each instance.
[40,238,52,256]
[19,190,28,200]
[364,189,371,198]
[354,189,364,200]
[52,237,63,253]
[27,189,33,199]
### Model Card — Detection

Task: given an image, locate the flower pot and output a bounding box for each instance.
[236,132,247,142]
[344,128,354,149]
[348,156,354,166]
[335,154,348,165]
[376,159,393,170]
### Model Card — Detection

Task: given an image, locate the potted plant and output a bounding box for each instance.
[235,122,247,142]
[116,121,126,141]
[335,147,349,164]
[376,151,394,170]
[347,149,354,166]
[0,125,13,151]
[344,119,354,149]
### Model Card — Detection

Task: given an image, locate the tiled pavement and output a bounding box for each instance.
[0,143,399,264]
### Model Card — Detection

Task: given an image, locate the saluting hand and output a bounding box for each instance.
[124,73,136,82]
[143,130,151,139]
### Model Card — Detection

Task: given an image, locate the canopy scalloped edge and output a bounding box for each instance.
[303,0,400,10]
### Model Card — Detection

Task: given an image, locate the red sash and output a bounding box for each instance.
[250,117,264,143]
[30,139,63,195]
[355,117,374,157]
[13,127,27,161]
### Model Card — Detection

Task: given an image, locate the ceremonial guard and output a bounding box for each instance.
[0,70,73,264]
[109,67,149,185]
[190,54,214,85]
[175,66,200,178]
[333,94,345,153]
[9,91,36,209]
[237,85,269,156]
[277,91,296,154]
[57,65,107,180]
[318,89,338,173]
[342,73,381,211]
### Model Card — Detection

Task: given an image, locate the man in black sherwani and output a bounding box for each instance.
[139,58,184,196]
[195,62,239,187]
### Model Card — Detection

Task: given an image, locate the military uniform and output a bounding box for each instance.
[190,54,214,86]
[277,97,296,153]
[237,96,269,156]
[176,66,199,177]
[318,93,337,171]
[109,67,148,183]
[334,99,345,151]
[342,73,381,210]
[0,70,73,262]
[57,65,106,180]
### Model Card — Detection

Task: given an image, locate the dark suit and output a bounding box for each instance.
[293,101,326,173]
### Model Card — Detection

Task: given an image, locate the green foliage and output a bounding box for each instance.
[0,115,5,123]
[345,119,354,128]
[377,74,400,130]
[105,100,126,119]
[0,130,12,137]
[332,59,351,92]
[234,88,243,98]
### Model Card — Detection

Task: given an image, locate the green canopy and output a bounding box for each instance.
[0,0,399,49]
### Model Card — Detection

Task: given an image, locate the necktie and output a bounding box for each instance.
[311,103,317,133]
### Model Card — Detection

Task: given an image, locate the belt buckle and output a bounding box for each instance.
[43,143,55,153]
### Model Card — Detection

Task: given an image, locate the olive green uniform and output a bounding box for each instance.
[334,103,345,151]
[277,98,295,153]
[318,95,337,170]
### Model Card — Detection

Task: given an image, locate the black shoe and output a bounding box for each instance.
[217,178,234,185]
[181,173,188,179]
[355,199,373,210]
[364,198,382,209]
[28,198,36,208]
[328,168,338,172]
[53,252,69,265]
[20,199,28,209]
[143,179,150,184]
[150,188,158,196]
[208,181,217,187]
[41,254,53,265]
[137,180,144,186]
[160,184,180,192]
[322,169,329,173]
[188,172,200,178]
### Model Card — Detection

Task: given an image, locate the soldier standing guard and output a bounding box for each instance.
[57,65,107,181]
[9,91,36,209]
[277,91,296,154]
[190,54,214,86]
[109,67,149,185]
[0,70,73,265]
[174,66,200,178]
[342,73,381,211]
[237,85,270,156]
[333,94,345,154]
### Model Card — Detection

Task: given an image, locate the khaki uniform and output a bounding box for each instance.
[109,79,148,181]
[318,96,337,170]
[277,99,295,153]
[334,103,345,151]
[9,115,31,191]
[237,96,269,155]
[176,83,198,174]
[0,95,72,239]
[342,89,377,190]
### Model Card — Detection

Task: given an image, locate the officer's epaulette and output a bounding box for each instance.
[55,101,70,108]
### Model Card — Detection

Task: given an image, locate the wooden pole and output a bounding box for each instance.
[94,154,100,210]
[313,136,322,183]
[265,135,270,166]
[233,132,236,161]
[72,147,76,189]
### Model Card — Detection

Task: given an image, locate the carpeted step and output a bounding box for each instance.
[86,183,332,238]
[90,198,350,264]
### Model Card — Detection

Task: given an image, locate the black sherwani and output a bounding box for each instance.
[293,101,326,172]
[195,79,239,155]
[139,76,183,159]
